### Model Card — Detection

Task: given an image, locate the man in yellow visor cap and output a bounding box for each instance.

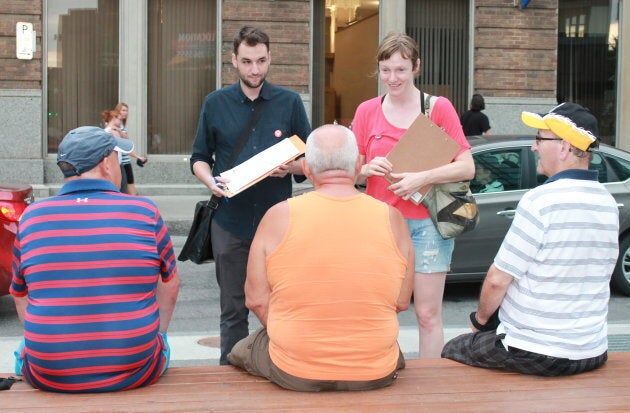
[521,102,598,151]
[442,102,618,377]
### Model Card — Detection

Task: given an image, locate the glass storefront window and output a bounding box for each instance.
[148,0,217,154]
[46,0,119,153]
[558,0,619,146]
[407,0,469,115]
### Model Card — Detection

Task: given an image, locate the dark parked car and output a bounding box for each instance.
[449,135,630,296]
[0,184,33,296]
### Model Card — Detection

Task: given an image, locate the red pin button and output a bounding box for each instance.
[274,130,282,138]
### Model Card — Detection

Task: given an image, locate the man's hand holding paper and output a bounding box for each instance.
[210,175,230,198]
[219,135,306,197]
[269,157,304,178]
[269,162,291,178]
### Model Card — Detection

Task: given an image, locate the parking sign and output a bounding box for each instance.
[16,22,35,60]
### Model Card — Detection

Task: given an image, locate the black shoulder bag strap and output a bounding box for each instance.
[208,96,269,209]
[227,98,269,170]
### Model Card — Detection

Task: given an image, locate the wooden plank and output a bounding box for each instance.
[5,385,630,413]
[0,56,41,80]
[4,353,630,413]
[0,1,42,15]
[0,17,43,37]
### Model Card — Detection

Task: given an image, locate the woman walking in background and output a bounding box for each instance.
[460,94,491,136]
[114,103,148,195]
[351,32,474,358]
[101,109,124,138]
[101,109,129,192]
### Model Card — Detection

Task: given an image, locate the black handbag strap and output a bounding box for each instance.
[226,95,270,169]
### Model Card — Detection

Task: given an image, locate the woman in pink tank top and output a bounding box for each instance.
[351,32,474,358]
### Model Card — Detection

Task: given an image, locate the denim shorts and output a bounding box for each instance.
[159,332,171,375]
[405,218,454,274]
[13,338,25,375]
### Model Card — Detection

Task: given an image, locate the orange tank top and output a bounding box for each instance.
[267,191,408,381]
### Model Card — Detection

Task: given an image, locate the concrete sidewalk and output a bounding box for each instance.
[147,181,314,236]
[148,195,210,236]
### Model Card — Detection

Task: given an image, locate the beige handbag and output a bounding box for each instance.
[422,181,479,239]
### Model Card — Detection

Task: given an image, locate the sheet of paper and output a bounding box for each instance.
[220,136,304,196]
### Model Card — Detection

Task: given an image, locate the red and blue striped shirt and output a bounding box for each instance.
[11,179,177,393]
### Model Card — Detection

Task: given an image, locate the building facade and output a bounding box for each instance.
[1,0,628,194]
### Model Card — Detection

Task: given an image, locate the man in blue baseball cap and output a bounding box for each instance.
[11,126,180,393]
[56,125,134,182]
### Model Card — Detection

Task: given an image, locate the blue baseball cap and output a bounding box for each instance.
[57,126,134,177]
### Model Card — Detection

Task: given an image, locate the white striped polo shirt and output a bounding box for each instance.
[494,169,619,359]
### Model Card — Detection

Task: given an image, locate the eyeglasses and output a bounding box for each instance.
[535,135,563,143]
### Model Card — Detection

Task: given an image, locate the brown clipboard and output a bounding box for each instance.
[385,113,461,204]
[220,135,305,197]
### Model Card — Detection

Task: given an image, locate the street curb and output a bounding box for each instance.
[167,219,195,237]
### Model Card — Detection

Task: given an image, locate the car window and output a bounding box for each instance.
[534,151,630,184]
[602,153,630,182]
[472,149,522,194]
[534,152,604,184]
[588,152,608,183]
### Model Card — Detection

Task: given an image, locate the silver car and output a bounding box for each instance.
[449,135,630,296]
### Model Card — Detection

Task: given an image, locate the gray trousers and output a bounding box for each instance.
[210,219,251,365]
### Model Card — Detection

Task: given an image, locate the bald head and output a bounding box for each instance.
[305,124,359,176]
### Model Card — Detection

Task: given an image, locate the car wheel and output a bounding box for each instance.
[612,234,630,296]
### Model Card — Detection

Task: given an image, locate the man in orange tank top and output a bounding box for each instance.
[227,124,414,391]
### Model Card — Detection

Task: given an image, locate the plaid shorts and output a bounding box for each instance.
[441,330,607,376]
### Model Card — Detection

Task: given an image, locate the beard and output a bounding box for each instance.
[237,69,267,90]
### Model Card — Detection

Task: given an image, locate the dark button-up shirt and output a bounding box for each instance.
[190,81,311,239]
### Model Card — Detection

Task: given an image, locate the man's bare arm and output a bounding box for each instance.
[473,264,513,330]
[156,270,181,333]
[13,295,28,324]
[245,238,271,326]
[245,202,288,326]
[389,206,414,312]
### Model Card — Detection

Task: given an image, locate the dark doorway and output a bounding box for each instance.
[557,0,619,146]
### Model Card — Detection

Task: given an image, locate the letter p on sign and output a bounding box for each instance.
[16,22,35,60]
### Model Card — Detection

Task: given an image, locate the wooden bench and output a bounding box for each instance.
[4,353,630,412]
